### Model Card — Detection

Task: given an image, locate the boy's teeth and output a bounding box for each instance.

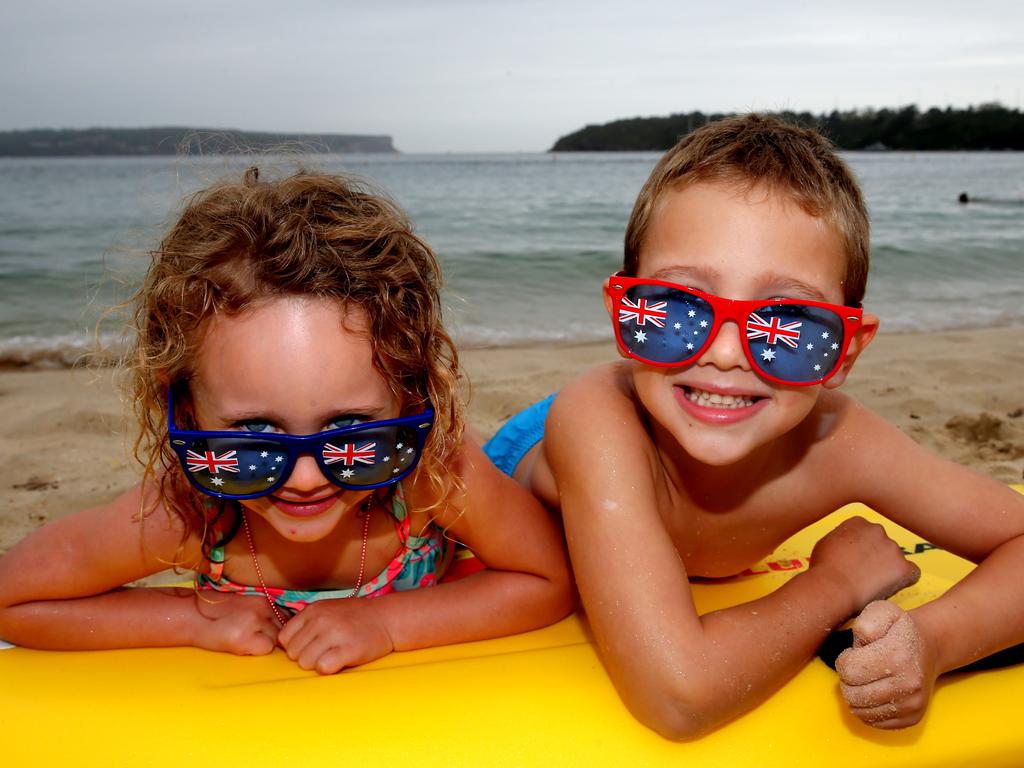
[685,387,755,408]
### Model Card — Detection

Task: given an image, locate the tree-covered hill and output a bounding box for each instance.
[551,104,1024,151]
[0,127,396,157]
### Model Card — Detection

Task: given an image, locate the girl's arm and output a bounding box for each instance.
[836,407,1024,728]
[545,375,918,740]
[0,485,281,654]
[276,432,575,673]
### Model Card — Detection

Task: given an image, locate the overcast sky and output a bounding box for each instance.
[2,1,1022,153]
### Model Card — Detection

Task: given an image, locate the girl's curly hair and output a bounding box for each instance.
[126,168,462,558]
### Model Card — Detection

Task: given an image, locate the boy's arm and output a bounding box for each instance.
[276,431,575,673]
[546,373,918,739]
[835,406,1024,727]
[0,485,280,654]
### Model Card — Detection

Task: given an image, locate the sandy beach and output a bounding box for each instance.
[2,326,1022,557]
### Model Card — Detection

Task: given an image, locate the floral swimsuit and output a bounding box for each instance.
[197,484,453,612]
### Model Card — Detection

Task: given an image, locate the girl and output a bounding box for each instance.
[0,169,573,674]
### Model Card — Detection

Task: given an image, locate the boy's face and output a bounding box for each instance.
[615,180,875,466]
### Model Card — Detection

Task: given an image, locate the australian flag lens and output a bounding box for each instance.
[619,284,714,365]
[182,437,290,496]
[746,304,845,383]
[320,424,421,487]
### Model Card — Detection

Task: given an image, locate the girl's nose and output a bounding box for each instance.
[284,453,333,492]
[697,319,751,373]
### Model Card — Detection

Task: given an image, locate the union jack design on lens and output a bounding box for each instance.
[322,441,377,466]
[185,449,240,474]
[618,297,668,328]
[746,313,802,348]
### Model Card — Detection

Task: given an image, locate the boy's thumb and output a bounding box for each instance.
[851,600,903,648]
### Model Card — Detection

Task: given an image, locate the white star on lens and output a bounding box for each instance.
[396,443,404,450]
[831,342,839,350]
[249,465,257,471]
[806,343,814,350]
[634,330,647,343]
[340,469,355,478]
[823,352,829,357]
[260,451,269,458]
[674,322,682,330]
[274,456,284,463]
[693,330,699,336]
[688,310,696,317]
[821,331,829,339]
[405,447,414,454]
[392,468,401,474]
[761,348,776,361]
[210,477,224,487]
[814,364,822,371]
[383,455,392,462]
[266,476,275,483]
[686,342,695,350]
[699,320,708,328]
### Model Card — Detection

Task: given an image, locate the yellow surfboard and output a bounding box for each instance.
[2,490,1023,767]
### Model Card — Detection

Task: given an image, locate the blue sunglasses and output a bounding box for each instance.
[167,389,434,499]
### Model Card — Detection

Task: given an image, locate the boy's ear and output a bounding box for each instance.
[602,278,630,360]
[602,276,615,318]
[823,312,879,389]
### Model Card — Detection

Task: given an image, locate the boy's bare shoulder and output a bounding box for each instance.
[546,362,655,461]
[799,389,929,495]
[807,389,903,448]
[553,361,637,414]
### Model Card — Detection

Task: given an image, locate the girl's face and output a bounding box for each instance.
[188,295,400,543]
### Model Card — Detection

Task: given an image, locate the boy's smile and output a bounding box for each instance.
[623,180,867,466]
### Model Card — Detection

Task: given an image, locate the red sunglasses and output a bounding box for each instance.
[607,273,863,386]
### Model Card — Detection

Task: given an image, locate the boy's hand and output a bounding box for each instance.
[277,598,395,674]
[193,592,283,656]
[836,600,938,729]
[809,516,920,613]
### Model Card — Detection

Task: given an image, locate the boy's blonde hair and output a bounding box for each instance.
[624,114,870,306]
[126,168,462,552]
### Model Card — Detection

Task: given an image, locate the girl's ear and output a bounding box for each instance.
[823,312,879,389]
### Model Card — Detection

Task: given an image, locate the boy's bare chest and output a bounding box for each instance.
[660,491,825,579]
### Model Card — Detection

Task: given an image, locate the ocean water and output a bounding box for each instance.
[0,151,1022,367]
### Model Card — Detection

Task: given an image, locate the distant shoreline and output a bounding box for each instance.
[0,127,397,157]
[551,104,1024,152]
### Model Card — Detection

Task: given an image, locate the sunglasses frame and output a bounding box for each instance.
[167,388,434,499]
[607,272,864,387]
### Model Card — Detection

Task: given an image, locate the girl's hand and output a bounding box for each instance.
[193,592,283,656]
[277,598,395,674]
[836,600,938,729]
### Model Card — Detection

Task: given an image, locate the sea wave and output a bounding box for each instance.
[0,333,124,369]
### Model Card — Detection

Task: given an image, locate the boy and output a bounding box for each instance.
[485,114,1024,738]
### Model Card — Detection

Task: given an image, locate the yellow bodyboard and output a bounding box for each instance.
[2,492,1022,767]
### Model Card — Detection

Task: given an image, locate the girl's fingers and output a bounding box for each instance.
[310,645,354,675]
[276,610,306,646]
